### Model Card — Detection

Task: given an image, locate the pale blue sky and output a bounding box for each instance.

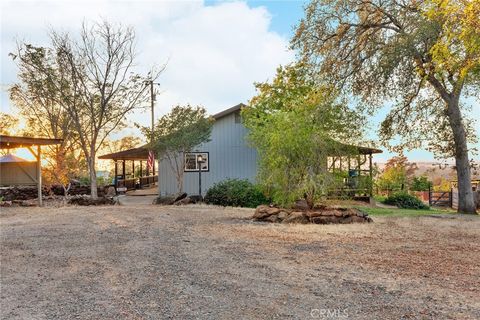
[1,0,478,163]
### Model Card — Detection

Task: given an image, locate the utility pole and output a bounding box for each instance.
[146,80,160,177]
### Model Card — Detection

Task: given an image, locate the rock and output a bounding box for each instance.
[173,192,187,202]
[282,211,309,224]
[277,211,289,220]
[105,186,116,198]
[153,195,174,205]
[293,199,309,211]
[188,195,203,203]
[265,214,280,223]
[20,199,37,207]
[310,216,337,224]
[68,195,115,206]
[266,207,280,215]
[333,210,344,217]
[253,205,272,220]
[0,200,12,207]
[174,197,192,205]
[305,211,321,218]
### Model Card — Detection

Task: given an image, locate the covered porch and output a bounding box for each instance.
[327,145,383,200]
[99,146,157,192]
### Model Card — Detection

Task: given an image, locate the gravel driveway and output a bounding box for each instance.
[1,205,479,319]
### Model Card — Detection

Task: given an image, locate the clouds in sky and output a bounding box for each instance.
[1,0,294,132]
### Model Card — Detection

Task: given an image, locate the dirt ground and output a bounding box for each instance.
[1,204,479,319]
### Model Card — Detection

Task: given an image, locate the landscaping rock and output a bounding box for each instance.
[253,205,372,224]
[188,195,203,203]
[68,195,115,206]
[253,205,273,220]
[293,199,309,210]
[105,186,116,198]
[174,197,192,205]
[277,211,289,220]
[0,200,13,207]
[282,211,309,224]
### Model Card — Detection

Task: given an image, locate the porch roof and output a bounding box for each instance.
[98,145,149,161]
[0,135,63,149]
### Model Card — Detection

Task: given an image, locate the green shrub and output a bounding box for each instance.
[205,178,269,208]
[383,192,429,210]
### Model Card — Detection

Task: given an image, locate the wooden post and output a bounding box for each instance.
[140,160,143,177]
[428,185,432,206]
[369,153,373,197]
[37,146,42,206]
[122,160,126,179]
[132,160,135,178]
[114,161,118,189]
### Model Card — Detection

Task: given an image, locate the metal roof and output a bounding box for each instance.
[0,154,31,163]
[98,145,150,160]
[0,135,63,149]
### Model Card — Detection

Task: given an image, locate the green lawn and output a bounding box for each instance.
[359,206,457,217]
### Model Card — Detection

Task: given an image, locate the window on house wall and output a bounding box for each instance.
[184,152,209,171]
[234,111,242,124]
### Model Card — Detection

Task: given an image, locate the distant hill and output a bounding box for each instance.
[376,161,480,182]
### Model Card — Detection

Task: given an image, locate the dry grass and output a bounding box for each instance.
[1,204,479,319]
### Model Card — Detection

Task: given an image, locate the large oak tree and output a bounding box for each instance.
[293,0,479,213]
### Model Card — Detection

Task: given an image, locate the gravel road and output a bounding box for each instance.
[1,205,479,319]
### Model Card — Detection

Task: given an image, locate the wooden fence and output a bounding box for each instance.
[428,188,452,207]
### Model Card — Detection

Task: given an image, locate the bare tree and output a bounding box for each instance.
[53,21,163,198]
[11,20,164,199]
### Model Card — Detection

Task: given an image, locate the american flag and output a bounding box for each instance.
[147,150,155,171]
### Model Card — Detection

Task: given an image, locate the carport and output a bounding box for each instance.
[0,135,63,206]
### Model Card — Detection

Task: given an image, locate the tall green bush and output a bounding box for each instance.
[204,179,268,208]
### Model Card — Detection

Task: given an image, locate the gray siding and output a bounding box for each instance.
[158,112,258,195]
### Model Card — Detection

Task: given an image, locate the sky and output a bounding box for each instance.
[1,0,478,163]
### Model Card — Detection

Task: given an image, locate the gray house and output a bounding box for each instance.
[157,103,257,196]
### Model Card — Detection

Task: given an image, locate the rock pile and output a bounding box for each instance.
[0,186,52,201]
[152,192,202,205]
[0,185,107,201]
[67,195,116,206]
[253,205,372,224]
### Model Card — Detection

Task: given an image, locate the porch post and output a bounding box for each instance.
[122,160,126,179]
[37,146,42,207]
[114,160,118,188]
[132,160,135,178]
[369,153,373,197]
[140,161,143,177]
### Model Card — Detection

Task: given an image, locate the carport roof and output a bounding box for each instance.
[0,135,63,149]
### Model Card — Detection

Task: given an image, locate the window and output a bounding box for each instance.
[184,152,209,172]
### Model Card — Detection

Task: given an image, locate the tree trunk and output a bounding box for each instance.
[88,155,98,199]
[446,97,476,213]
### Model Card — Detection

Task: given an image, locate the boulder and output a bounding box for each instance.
[266,207,281,215]
[188,195,203,203]
[153,192,187,205]
[282,211,309,224]
[293,199,309,211]
[0,200,12,207]
[277,210,289,221]
[105,186,116,198]
[174,197,192,205]
[265,214,280,223]
[173,192,188,202]
[310,216,338,224]
[253,205,272,220]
